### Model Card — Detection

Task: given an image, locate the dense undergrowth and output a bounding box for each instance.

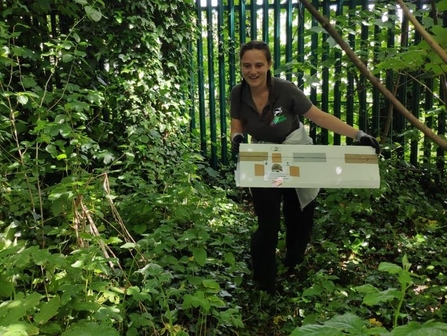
[1,149,446,335]
[1,1,447,335]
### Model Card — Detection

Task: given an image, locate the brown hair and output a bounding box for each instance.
[239,40,274,124]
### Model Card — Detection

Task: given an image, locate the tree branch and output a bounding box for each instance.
[299,0,447,150]
[396,0,447,65]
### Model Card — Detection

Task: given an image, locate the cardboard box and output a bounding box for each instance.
[235,144,380,188]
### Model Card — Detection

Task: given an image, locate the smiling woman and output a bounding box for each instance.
[229,40,380,295]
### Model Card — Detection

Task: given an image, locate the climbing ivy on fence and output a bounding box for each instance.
[0,0,206,334]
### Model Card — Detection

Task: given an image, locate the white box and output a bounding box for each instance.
[235,144,380,188]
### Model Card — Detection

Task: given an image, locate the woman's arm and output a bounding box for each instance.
[230,118,245,152]
[304,105,380,153]
[231,118,244,137]
[303,105,359,139]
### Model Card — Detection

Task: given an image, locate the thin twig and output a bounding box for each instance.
[299,0,447,150]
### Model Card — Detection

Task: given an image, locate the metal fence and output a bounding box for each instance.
[191,0,446,169]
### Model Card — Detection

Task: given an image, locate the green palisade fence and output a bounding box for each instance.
[192,0,446,169]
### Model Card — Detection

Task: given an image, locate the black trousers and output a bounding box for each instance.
[250,187,316,293]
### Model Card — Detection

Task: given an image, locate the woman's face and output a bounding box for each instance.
[240,49,272,90]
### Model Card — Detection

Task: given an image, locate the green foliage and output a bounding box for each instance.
[290,255,447,335]
[0,0,210,334]
[1,0,447,335]
[277,2,446,157]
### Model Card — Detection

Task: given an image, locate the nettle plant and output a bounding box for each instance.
[0,0,242,335]
[291,255,447,336]
[0,1,123,334]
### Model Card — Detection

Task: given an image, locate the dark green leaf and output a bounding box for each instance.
[85,6,102,22]
[61,322,119,336]
[34,296,61,324]
[378,262,402,274]
[192,248,207,266]
[390,321,447,336]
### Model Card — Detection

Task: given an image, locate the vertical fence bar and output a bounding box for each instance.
[206,0,217,168]
[262,0,269,43]
[189,41,196,131]
[346,0,356,145]
[320,1,329,144]
[229,0,238,162]
[218,0,228,165]
[250,0,257,40]
[438,12,447,171]
[285,0,293,81]
[359,0,368,133]
[387,7,397,155]
[333,2,342,145]
[372,20,381,139]
[297,2,304,89]
[409,0,422,165]
[229,0,236,89]
[309,0,319,141]
[273,0,281,74]
[398,16,409,156]
[196,0,207,156]
[240,0,246,45]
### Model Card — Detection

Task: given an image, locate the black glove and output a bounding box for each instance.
[356,130,380,154]
[231,133,244,153]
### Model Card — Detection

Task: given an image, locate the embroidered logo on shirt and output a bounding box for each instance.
[271,107,286,125]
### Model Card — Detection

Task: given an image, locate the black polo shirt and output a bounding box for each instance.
[230,77,313,143]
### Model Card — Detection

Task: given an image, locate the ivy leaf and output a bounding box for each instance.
[140,135,149,143]
[62,53,74,63]
[192,247,207,266]
[45,144,58,157]
[224,252,235,266]
[208,294,226,308]
[120,242,136,249]
[21,76,37,88]
[17,95,28,105]
[74,0,88,4]
[202,279,220,291]
[182,291,210,311]
[182,293,195,309]
[72,32,81,43]
[326,36,342,50]
[85,6,102,22]
[302,284,323,297]
[37,0,51,12]
[59,124,72,137]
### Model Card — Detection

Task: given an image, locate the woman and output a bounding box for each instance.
[230,40,379,294]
